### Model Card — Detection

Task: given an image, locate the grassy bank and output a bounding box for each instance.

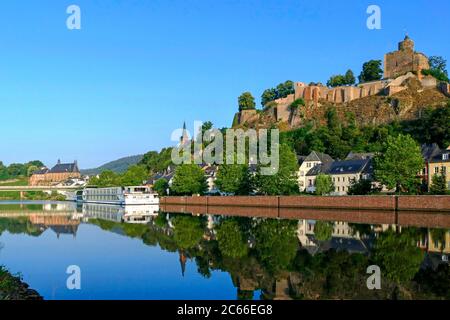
[0,266,42,300]
[0,191,67,201]
[0,177,28,186]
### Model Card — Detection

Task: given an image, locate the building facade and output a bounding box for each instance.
[421,144,450,191]
[301,152,373,195]
[29,160,81,186]
[298,151,333,192]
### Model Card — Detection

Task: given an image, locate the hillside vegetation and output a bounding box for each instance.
[81,155,143,175]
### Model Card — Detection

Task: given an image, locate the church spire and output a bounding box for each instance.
[179,251,187,277]
[180,121,189,146]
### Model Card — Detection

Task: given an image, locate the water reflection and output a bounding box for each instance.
[0,201,448,300]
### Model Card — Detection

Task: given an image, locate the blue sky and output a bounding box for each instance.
[0,0,449,168]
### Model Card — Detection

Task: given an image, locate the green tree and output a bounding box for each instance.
[238,92,256,112]
[153,178,169,196]
[358,60,383,83]
[216,219,248,258]
[120,165,148,186]
[315,174,334,195]
[344,69,356,85]
[171,164,208,195]
[421,69,449,82]
[139,148,174,174]
[374,134,424,193]
[27,165,39,177]
[254,144,299,195]
[261,88,278,107]
[276,80,295,98]
[327,74,346,87]
[429,174,447,195]
[348,179,374,195]
[88,170,121,187]
[289,98,305,111]
[7,164,26,177]
[429,56,448,76]
[215,164,251,195]
[373,230,424,283]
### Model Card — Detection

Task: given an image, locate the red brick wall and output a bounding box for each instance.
[162,195,449,211]
[279,195,395,210]
[397,196,450,212]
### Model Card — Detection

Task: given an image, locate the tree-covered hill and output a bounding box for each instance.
[81,155,144,176]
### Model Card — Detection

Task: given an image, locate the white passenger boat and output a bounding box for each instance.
[80,186,159,206]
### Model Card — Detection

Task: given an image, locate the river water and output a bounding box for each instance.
[0,201,448,300]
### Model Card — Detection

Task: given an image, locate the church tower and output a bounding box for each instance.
[180,122,190,146]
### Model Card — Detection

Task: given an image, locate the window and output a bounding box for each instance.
[443,153,449,160]
[442,166,447,174]
[435,167,439,174]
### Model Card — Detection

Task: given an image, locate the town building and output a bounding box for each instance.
[29,160,81,186]
[420,144,450,191]
[328,159,373,195]
[301,151,373,195]
[298,151,333,192]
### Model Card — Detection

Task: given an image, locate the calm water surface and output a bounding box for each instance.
[0,201,448,300]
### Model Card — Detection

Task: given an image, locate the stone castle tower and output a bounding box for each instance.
[384,35,429,79]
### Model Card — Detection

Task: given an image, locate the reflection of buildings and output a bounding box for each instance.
[29,214,80,238]
[417,229,450,255]
[297,220,370,254]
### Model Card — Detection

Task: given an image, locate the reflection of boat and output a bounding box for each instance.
[81,203,159,224]
[123,205,159,224]
[80,186,159,205]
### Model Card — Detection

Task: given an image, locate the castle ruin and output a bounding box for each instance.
[236,36,446,126]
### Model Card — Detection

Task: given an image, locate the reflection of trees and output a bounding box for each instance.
[373,230,424,283]
[254,219,299,276]
[172,215,205,250]
[314,221,333,242]
[82,214,448,300]
[414,264,450,299]
[430,228,448,252]
[0,217,44,237]
[216,219,248,259]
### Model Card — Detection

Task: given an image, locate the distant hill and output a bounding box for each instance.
[81,155,144,176]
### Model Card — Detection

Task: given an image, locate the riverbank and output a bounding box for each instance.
[161,195,450,212]
[0,191,66,201]
[0,266,42,300]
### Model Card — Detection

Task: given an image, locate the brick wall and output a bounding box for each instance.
[162,195,450,211]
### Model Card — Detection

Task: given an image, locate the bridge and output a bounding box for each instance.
[0,186,82,199]
[0,186,81,191]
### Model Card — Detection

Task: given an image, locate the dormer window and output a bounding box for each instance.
[443,153,449,160]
